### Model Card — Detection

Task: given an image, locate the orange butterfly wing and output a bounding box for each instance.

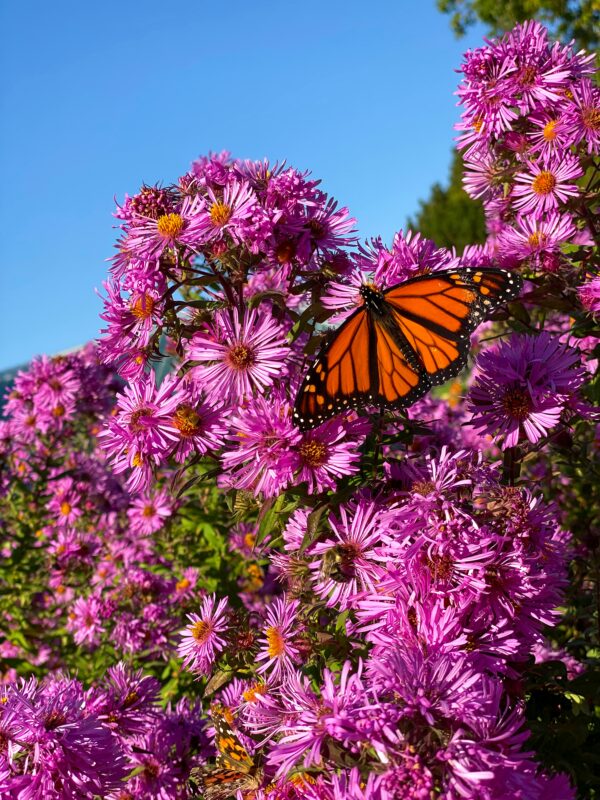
[293,308,374,430]
[383,268,521,385]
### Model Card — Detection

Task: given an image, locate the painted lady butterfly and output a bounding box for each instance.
[190,705,263,800]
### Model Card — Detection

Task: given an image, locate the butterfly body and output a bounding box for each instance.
[294,268,522,431]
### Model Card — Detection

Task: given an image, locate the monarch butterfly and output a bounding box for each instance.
[293,268,522,431]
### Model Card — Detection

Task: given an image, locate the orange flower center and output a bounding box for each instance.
[191,619,212,644]
[527,231,548,248]
[51,404,65,418]
[299,439,328,468]
[266,626,285,658]
[130,294,155,320]
[172,404,201,437]
[531,171,556,195]
[242,682,268,703]
[543,119,559,140]
[142,504,156,517]
[176,577,191,592]
[209,201,232,227]
[59,501,72,516]
[501,387,533,420]
[156,213,184,239]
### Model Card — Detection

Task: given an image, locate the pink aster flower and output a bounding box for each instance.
[199,179,259,243]
[178,594,229,675]
[578,276,600,314]
[512,154,582,214]
[293,417,367,494]
[67,595,105,647]
[497,212,576,266]
[310,500,389,610]
[169,383,228,462]
[123,192,207,260]
[99,279,164,362]
[99,372,187,490]
[256,596,301,681]
[565,78,600,154]
[527,113,574,157]
[468,333,587,448]
[296,198,357,262]
[462,152,505,201]
[127,489,173,535]
[188,307,289,403]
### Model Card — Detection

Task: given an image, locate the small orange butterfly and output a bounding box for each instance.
[190,706,263,800]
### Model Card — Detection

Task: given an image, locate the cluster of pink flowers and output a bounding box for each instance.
[0,664,208,799]
[457,21,598,274]
[1,19,598,800]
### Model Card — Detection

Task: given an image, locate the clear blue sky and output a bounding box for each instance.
[0,1,485,370]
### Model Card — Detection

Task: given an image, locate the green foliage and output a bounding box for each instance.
[406,150,487,251]
[437,0,600,51]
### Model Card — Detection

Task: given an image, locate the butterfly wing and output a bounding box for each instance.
[382,268,522,386]
[293,306,377,430]
[190,767,261,800]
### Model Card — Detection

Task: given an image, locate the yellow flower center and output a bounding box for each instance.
[266,626,286,658]
[59,501,72,516]
[156,213,184,239]
[209,201,232,227]
[243,532,256,549]
[191,619,212,644]
[227,344,256,370]
[299,439,328,468]
[501,387,533,420]
[527,231,548,248]
[132,453,144,468]
[176,578,191,592]
[531,171,556,195]
[172,405,201,437]
[130,294,155,320]
[542,119,558,140]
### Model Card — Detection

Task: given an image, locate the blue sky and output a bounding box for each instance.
[0,1,485,370]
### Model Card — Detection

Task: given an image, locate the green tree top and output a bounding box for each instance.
[438,0,599,51]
